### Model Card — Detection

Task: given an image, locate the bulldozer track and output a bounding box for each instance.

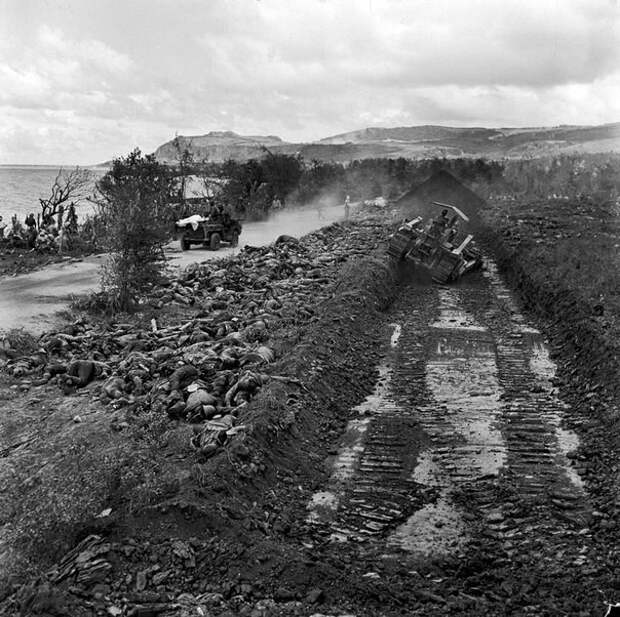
[308,256,591,561]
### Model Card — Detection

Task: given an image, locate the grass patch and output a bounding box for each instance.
[0,410,185,584]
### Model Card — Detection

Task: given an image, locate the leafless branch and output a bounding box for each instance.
[39,167,93,219]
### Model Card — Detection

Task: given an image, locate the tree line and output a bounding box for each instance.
[5,146,618,313]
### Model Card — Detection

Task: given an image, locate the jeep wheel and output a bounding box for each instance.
[210,233,221,250]
[180,236,191,251]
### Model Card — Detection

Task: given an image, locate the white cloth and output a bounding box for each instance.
[177,214,207,231]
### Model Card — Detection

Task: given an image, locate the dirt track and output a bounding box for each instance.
[309,262,589,547]
[297,259,603,614]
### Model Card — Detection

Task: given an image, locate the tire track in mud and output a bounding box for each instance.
[389,285,507,556]
[307,257,592,564]
[306,312,431,542]
[478,260,591,537]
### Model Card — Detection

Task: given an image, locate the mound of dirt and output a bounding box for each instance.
[479,200,620,608]
[395,170,486,221]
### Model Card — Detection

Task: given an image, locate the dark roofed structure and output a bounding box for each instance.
[395,169,486,221]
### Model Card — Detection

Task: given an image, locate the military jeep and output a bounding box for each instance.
[175,215,242,251]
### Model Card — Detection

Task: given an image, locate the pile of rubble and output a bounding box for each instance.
[2,222,387,455]
[14,533,328,617]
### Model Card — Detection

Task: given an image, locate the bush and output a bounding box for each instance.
[94,149,177,312]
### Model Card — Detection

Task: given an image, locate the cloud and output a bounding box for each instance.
[196,0,620,90]
[37,25,133,74]
[0,0,618,163]
[0,66,50,107]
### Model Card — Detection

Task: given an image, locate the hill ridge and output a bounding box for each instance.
[152,122,620,163]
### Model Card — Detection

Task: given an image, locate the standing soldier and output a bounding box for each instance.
[344,195,351,221]
[25,213,37,248]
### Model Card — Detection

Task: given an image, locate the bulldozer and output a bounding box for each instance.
[387,201,482,283]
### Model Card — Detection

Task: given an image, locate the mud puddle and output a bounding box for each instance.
[431,287,487,331]
[389,496,466,556]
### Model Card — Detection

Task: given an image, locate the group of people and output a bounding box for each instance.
[0,209,78,253]
[0,214,35,247]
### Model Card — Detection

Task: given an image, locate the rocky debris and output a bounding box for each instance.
[1,217,409,616]
[15,580,70,617]
[49,535,112,586]
[2,222,387,460]
[479,199,620,612]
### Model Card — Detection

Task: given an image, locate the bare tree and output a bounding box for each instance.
[171,135,195,201]
[39,167,93,223]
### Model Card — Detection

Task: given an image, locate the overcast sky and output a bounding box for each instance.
[0,0,618,164]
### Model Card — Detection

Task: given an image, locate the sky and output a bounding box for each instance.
[0,0,618,165]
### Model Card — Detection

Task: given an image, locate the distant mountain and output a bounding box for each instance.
[317,123,620,158]
[153,131,297,163]
[151,123,620,164]
[318,125,500,145]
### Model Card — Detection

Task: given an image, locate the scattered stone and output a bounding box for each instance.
[306,588,324,604]
[274,587,296,602]
[135,570,148,592]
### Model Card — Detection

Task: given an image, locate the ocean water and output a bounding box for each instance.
[0,165,104,224]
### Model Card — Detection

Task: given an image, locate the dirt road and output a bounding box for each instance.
[0,204,348,333]
[304,257,599,614]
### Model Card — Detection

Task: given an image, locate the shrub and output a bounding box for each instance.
[94,149,177,312]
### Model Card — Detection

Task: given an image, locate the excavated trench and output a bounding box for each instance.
[307,254,591,565]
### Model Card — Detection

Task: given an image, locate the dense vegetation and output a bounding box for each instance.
[186,152,620,220]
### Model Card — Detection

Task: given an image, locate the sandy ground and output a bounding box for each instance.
[0,203,349,333]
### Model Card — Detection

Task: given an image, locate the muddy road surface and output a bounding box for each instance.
[0,203,348,333]
[302,256,600,615]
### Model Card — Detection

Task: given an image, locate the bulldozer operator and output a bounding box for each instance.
[425,209,450,238]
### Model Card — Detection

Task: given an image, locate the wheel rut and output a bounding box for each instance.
[307,257,592,566]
